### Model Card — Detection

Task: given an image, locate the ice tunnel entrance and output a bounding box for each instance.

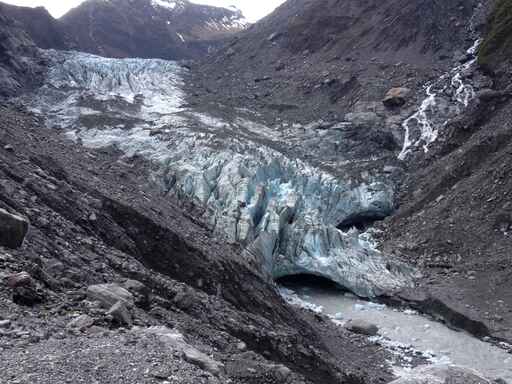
[277,274,349,293]
[337,212,386,232]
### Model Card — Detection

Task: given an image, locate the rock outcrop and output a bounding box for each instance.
[0,207,29,248]
[87,283,134,308]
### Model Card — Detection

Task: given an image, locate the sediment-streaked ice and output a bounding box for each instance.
[20,49,414,297]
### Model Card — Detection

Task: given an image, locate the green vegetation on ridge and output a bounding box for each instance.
[478,0,512,70]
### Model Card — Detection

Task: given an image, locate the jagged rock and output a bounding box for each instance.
[7,271,32,288]
[383,87,411,108]
[389,365,491,384]
[344,319,379,336]
[0,207,29,249]
[7,271,44,305]
[67,314,94,331]
[106,301,132,327]
[121,279,150,308]
[87,283,134,309]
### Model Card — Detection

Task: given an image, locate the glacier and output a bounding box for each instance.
[20,50,414,298]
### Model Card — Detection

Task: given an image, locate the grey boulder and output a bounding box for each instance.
[344,319,379,336]
[87,283,134,309]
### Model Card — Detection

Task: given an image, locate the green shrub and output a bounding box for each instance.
[478,0,512,70]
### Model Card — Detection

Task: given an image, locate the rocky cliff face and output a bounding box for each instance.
[0,7,44,98]
[0,3,67,50]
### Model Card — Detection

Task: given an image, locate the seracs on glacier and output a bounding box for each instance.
[21,50,414,298]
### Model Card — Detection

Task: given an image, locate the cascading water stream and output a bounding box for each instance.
[399,39,482,160]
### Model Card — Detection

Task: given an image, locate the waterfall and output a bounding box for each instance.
[399,39,482,160]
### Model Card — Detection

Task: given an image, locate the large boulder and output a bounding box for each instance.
[0,207,29,249]
[344,319,379,336]
[7,271,44,305]
[389,365,492,384]
[383,87,411,108]
[87,283,134,309]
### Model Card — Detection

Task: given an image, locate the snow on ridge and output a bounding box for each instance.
[205,14,248,32]
[151,0,181,10]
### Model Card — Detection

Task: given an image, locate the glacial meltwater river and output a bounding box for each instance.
[280,284,512,382]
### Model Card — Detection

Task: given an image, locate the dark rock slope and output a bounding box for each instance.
[379,0,512,344]
[190,0,512,347]
[0,8,45,98]
[0,0,247,60]
[191,0,480,124]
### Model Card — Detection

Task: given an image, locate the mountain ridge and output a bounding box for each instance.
[0,0,248,60]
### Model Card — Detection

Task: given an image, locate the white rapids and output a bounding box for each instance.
[399,39,482,160]
[280,285,512,382]
[18,49,415,298]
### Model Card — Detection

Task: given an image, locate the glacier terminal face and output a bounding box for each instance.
[21,50,415,297]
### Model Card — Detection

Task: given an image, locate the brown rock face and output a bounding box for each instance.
[383,87,412,108]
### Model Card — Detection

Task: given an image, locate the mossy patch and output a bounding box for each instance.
[478,0,512,70]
